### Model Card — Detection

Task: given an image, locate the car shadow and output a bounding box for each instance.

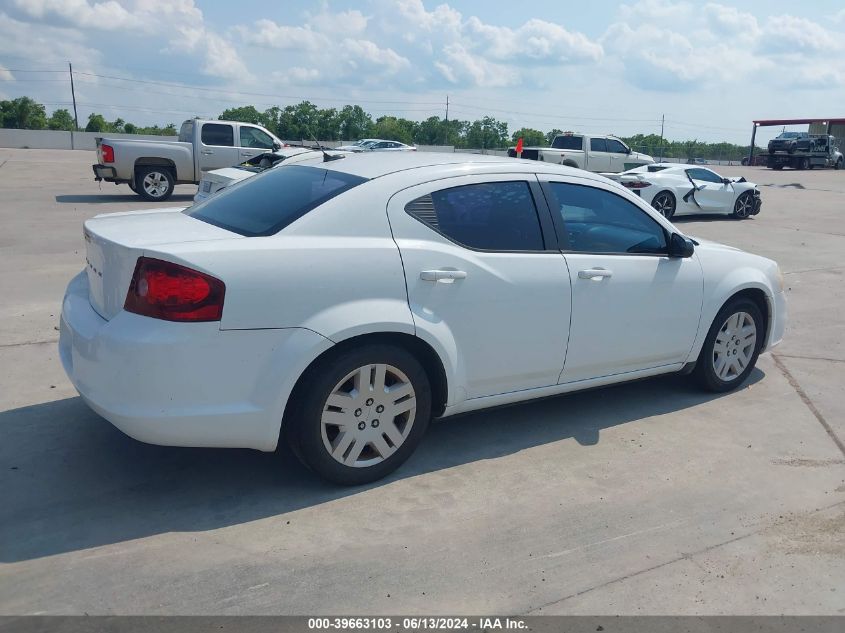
[55,194,195,204]
[0,369,763,562]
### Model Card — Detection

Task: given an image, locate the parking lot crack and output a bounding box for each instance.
[772,353,845,457]
[523,499,845,615]
[0,338,58,348]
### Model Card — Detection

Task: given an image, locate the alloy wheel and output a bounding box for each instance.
[142,171,170,198]
[320,363,417,468]
[652,193,674,218]
[712,311,757,382]
[734,194,753,218]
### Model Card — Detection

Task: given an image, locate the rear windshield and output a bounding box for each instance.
[185,165,367,236]
[552,135,583,150]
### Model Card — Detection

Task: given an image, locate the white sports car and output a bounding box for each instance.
[194,148,347,203]
[605,164,762,220]
[336,139,416,152]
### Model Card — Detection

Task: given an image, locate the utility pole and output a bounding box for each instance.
[659,113,665,161]
[443,95,449,148]
[69,62,79,149]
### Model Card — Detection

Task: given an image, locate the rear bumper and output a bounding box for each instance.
[59,271,332,451]
[92,164,117,181]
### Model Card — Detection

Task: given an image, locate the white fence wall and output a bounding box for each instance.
[0,129,178,150]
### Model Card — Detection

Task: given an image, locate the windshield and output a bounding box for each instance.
[185,165,367,236]
[778,132,803,139]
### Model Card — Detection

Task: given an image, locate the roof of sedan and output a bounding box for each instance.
[317,151,587,180]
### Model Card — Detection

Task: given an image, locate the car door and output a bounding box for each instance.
[606,138,633,172]
[386,175,572,400]
[686,168,734,212]
[539,175,703,383]
[198,123,239,171]
[237,124,277,161]
[587,137,612,171]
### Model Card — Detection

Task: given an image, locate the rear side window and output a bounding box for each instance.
[552,135,583,150]
[590,138,607,152]
[405,181,545,251]
[201,123,234,147]
[186,165,367,236]
[178,121,193,143]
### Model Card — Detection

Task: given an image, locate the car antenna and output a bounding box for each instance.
[306,127,343,162]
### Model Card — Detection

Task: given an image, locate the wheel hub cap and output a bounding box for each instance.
[143,172,168,197]
[712,312,756,381]
[320,363,417,468]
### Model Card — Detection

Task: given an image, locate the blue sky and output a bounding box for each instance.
[1,0,844,144]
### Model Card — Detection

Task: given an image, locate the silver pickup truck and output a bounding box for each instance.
[92,118,284,201]
[508,132,653,172]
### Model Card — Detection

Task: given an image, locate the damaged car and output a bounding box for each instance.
[604,164,761,220]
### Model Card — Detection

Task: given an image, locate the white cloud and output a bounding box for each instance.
[244,19,327,51]
[12,0,136,30]
[434,44,519,88]
[0,66,13,81]
[465,16,602,64]
[341,39,411,74]
[308,9,368,36]
[760,14,843,54]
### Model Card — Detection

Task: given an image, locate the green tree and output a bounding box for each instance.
[511,127,546,146]
[316,107,339,140]
[369,116,417,144]
[277,101,321,141]
[0,96,48,129]
[545,128,563,145]
[85,113,109,133]
[464,116,508,149]
[47,108,75,131]
[336,105,373,141]
[219,105,265,126]
[110,117,125,133]
[123,122,137,134]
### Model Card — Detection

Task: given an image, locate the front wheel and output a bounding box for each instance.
[286,345,432,485]
[693,298,764,392]
[835,159,842,171]
[733,191,754,219]
[136,166,175,201]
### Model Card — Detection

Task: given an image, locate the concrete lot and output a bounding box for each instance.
[0,149,843,615]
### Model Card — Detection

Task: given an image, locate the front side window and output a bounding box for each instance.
[547,182,667,255]
[405,181,545,251]
[201,123,234,147]
[240,126,274,149]
[186,165,367,236]
[687,168,721,183]
[606,139,628,154]
[590,138,608,152]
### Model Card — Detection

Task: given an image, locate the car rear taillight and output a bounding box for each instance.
[124,257,225,322]
[101,144,114,163]
[622,180,651,189]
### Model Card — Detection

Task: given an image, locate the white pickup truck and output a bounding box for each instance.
[92,118,285,201]
[508,132,653,172]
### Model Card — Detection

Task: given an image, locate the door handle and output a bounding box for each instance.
[201,149,214,155]
[420,269,467,282]
[578,268,613,280]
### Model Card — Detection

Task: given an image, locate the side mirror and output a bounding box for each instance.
[668,233,695,258]
[626,147,632,154]
[722,177,731,185]
[272,141,281,150]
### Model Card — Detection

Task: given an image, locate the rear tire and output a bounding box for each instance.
[651,191,676,219]
[835,159,842,171]
[693,298,764,392]
[285,344,432,485]
[136,166,175,201]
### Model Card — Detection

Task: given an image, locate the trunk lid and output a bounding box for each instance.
[83,208,241,320]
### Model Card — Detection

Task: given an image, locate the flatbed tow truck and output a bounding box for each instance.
[761,134,843,170]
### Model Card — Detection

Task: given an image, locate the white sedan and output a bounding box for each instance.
[194,147,346,203]
[60,154,786,485]
[336,138,416,152]
[606,164,762,220]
